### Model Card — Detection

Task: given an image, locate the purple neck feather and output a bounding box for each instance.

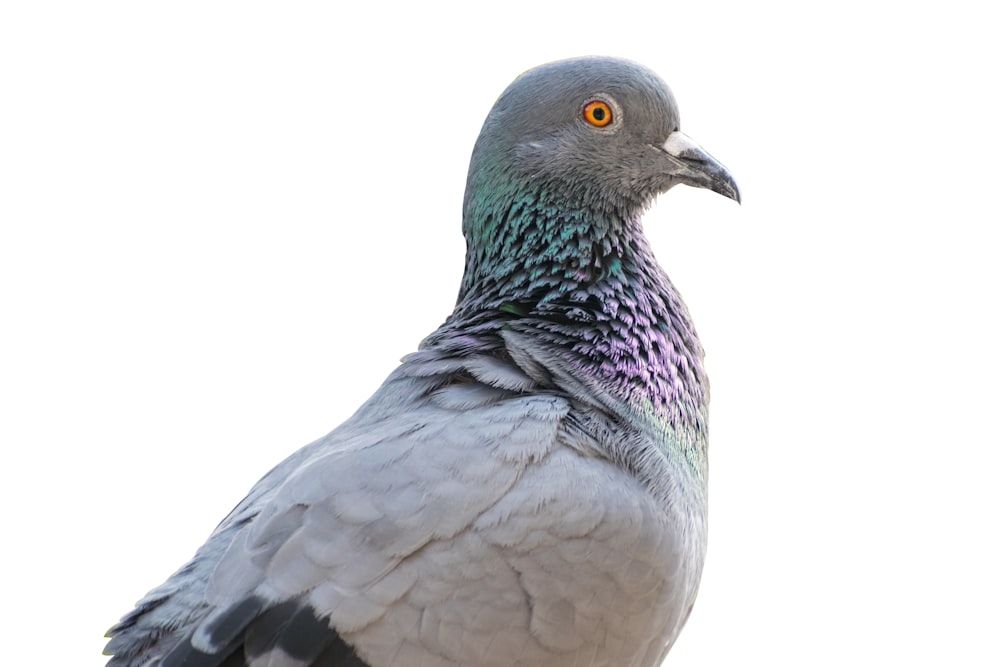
[424,186,708,438]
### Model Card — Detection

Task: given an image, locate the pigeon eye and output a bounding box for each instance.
[583,100,613,127]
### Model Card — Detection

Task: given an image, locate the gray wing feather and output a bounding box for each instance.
[106,351,570,666]
[107,345,701,667]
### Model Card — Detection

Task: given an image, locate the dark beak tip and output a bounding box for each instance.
[714,178,741,205]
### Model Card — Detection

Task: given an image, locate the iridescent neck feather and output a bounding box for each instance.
[425,169,709,443]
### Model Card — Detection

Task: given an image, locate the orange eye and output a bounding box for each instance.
[583,100,613,127]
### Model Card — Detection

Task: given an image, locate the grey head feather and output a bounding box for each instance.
[464,56,738,228]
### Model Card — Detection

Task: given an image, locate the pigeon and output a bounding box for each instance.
[104,56,740,667]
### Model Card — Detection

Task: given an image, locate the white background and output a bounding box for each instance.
[2,2,997,665]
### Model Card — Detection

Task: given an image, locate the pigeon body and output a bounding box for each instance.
[105,56,739,667]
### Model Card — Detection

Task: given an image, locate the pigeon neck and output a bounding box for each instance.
[456,185,632,306]
[434,181,709,444]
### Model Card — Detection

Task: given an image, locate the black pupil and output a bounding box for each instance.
[592,107,606,121]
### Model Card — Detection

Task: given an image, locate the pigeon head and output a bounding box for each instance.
[457,56,738,308]
[464,56,740,228]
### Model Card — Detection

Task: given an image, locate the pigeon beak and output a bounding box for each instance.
[660,131,741,204]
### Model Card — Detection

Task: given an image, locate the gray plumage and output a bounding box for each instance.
[105,56,739,667]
